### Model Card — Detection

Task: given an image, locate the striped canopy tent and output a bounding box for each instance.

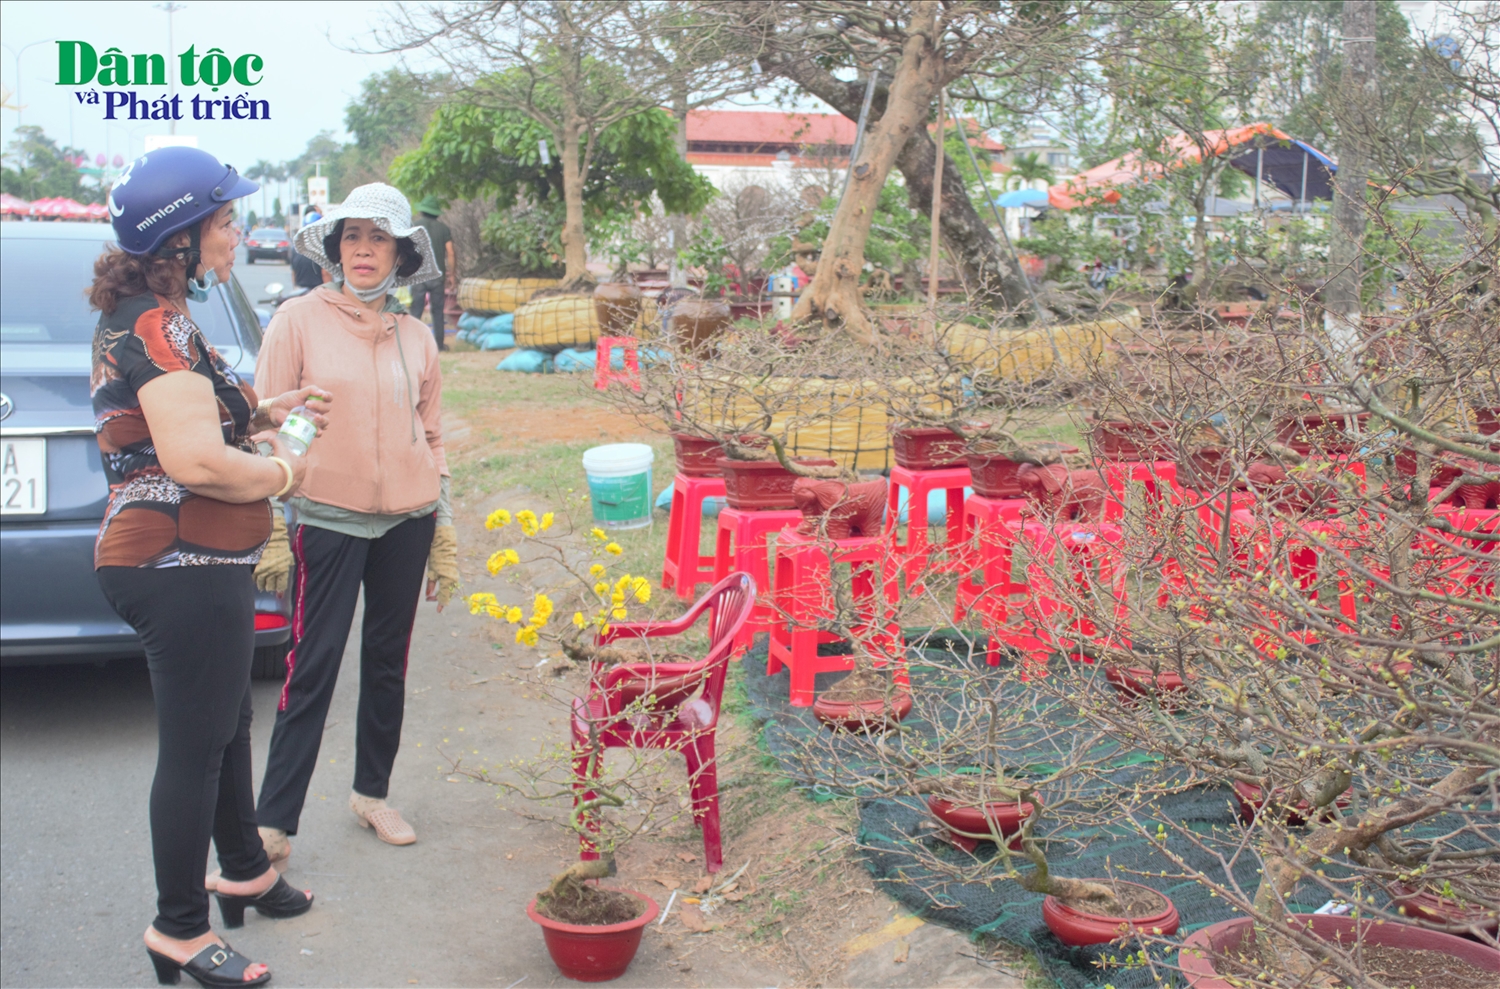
[29,196,92,219]
[0,193,31,215]
[1047,123,1337,210]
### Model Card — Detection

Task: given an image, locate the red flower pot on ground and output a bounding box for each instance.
[1390,879,1500,936]
[527,889,659,982]
[1179,914,1500,988]
[1231,780,1353,826]
[812,670,912,733]
[1041,879,1180,946]
[926,787,1039,852]
[1104,665,1189,708]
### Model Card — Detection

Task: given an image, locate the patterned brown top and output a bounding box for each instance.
[91,292,271,568]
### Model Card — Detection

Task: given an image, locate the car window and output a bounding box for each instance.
[250,229,288,239]
[0,236,242,348]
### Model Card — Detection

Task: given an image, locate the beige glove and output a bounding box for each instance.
[255,509,294,593]
[427,524,459,608]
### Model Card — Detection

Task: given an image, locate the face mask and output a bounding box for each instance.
[339,266,398,303]
[186,266,219,303]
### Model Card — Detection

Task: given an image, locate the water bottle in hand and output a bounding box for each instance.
[278,406,318,456]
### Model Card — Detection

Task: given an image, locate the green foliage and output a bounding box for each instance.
[0,126,98,203]
[1008,151,1055,186]
[941,119,997,203]
[678,229,730,296]
[392,96,711,220]
[390,75,712,272]
[479,198,567,278]
[344,69,444,163]
[766,180,924,283]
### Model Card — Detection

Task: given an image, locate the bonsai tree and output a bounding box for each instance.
[454,494,696,921]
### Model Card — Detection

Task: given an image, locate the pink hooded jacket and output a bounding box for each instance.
[256,285,448,516]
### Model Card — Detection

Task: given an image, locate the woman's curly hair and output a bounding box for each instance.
[88,245,188,315]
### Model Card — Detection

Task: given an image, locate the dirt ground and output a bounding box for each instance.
[434,350,1034,986]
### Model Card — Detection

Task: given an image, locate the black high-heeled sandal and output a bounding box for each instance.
[146,942,270,987]
[215,875,313,928]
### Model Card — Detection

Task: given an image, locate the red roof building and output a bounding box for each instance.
[683,109,1006,187]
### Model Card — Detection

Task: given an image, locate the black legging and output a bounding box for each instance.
[97,565,272,939]
[256,514,434,835]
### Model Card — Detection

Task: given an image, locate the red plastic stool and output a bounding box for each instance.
[1091,460,1177,520]
[661,472,727,600]
[952,498,1030,667]
[593,336,640,391]
[767,529,901,706]
[713,506,803,653]
[886,464,972,594]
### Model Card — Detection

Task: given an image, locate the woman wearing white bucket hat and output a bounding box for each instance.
[250,183,460,854]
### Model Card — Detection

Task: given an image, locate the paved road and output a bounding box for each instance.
[1,529,787,988]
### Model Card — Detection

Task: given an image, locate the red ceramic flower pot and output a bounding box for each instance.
[717,457,836,510]
[812,690,913,732]
[593,281,643,336]
[671,433,726,477]
[1179,914,1500,988]
[1092,420,1173,461]
[1390,882,1500,935]
[967,451,1025,498]
[1104,666,1188,709]
[1041,880,1180,946]
[526,889,660,982]
[893,427,969,470]
[1231,780,1352,827]
[926,792,1038,850]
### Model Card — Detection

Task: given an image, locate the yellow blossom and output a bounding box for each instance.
[591,527,607,541]
[485,549,520,575]
[516,626,540,647]
[633,578,651,604]
[485,509,512,530]
[612,607,628,620]
[594,581,609,596]
[467,592,497,615]
[589,563,607,578]
[517,510,539,537]
[572,612,587,629]
[505,606,524,624]
[540,512,555,531]
[605,542,623,556]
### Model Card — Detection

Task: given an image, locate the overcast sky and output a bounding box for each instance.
[1,0,417,170]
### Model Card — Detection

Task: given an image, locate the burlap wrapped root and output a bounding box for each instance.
[456,277,560,315]
[941,309,1140,384]
[513,293,660,353]
[676,374,953,472]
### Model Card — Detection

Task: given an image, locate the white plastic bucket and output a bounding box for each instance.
[582,443,654,529]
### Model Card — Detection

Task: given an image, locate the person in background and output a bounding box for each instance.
[252,183,460,858]
[92,146,326,988]
[408,196,453,351]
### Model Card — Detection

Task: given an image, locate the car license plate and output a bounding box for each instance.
[1,438,47,515]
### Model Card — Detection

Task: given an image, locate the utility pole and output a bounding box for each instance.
[1324,0,1378,356]
[155,3,186,135]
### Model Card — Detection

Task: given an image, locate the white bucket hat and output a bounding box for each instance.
[292,183,443,288]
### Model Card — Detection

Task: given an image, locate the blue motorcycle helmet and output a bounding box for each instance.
[108,146,258,298]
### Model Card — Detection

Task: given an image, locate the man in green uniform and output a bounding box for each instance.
[410,196,454,350]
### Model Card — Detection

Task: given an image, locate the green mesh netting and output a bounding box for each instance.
[736,641,1476,989]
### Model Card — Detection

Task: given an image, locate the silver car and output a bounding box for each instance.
[0,221,292,677]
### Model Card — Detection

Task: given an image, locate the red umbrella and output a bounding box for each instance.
[56,199,90,219]
[84,202,110,220]
[0,193,31,215]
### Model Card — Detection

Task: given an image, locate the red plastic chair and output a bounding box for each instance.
[570,572,756,874]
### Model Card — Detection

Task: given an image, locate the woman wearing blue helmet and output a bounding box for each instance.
[91,146,326,987]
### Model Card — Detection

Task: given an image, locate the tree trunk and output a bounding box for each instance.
[669,90,690,289]
[792,1,942,343]
[758,42,1032,321]
[1323,0,1379,353]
